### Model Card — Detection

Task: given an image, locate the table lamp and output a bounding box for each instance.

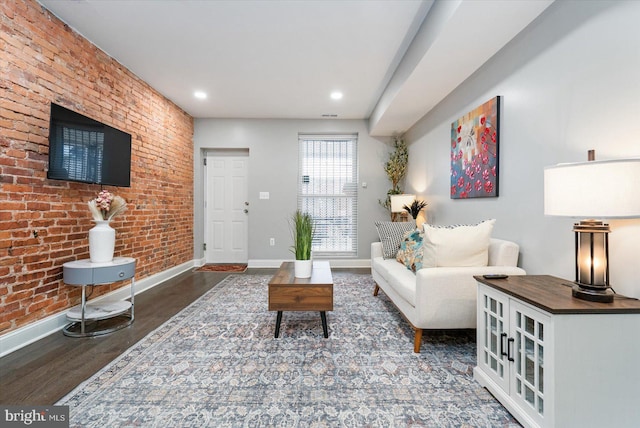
[390,194,415,222]
[544,151,640,302]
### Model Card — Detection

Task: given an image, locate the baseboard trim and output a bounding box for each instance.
[247,259,371,269]
[0,259,197,358]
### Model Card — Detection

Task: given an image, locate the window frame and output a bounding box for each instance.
[297,133,358,258]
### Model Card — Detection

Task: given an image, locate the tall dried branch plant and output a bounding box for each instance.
[379,138,408,220]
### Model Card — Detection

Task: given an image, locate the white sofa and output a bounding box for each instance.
[371,238,526,352]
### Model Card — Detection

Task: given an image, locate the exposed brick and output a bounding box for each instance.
[0,0,194,334]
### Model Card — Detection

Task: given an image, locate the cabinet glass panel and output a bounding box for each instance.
[491,316,498,354]
[516,330,522,374]
[512,308,546,419]
[538,344,544,393]
[525,315,535,335]
[484,313,488,348]
[525,336,535,385]
[480,289,508,385]
[525,385,535,405]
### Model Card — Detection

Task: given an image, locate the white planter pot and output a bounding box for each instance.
[89,220,115,263]
[294,259,312,278]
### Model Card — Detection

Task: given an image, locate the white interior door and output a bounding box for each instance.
[205,153,249,263]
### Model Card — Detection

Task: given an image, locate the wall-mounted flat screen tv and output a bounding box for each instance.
[47,103,132,187]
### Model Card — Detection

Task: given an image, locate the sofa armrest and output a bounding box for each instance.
[488,238,520,266]
[415,266,527,302]
[411,266,526,327]
[371,242,383,259]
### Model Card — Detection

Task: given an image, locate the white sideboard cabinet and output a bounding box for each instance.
[474,275,640,428]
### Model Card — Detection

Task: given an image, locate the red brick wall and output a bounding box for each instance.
[0,0,194,334]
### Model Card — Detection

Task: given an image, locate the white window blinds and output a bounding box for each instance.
[298,134,358,257]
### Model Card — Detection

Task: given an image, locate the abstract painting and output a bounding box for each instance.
[450,96,500,199]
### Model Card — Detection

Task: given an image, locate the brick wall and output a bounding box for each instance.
[0,0,194,334]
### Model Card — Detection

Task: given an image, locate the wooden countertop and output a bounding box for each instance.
[475,274,640,314]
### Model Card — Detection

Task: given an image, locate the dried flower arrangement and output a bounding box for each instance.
[403,199,428,219]
[88,190,127,221]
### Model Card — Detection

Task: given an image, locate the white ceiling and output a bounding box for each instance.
[38,0,553,136]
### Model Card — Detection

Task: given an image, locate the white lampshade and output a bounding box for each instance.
[390,194,415,213]
[544,158,640,218]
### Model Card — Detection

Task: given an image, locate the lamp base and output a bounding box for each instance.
[572,284,614,303]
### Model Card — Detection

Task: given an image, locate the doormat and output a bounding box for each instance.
[194,264,247,273]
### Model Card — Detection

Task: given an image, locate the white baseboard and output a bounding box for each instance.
[247,259,371,269]
[0,259,197,358]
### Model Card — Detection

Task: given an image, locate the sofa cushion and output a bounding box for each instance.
[396,228,424,272]
[375,221,416,259]
[422,219,496,267]
[375,258,417,307]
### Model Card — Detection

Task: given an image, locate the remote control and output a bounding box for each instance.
[483,274,508,279]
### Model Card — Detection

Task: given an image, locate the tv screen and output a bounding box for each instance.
[47,103,132,187]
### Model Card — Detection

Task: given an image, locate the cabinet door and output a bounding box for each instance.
[477,284,510,391]
[510,301,549,426]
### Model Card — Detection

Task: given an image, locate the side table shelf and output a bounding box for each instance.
[62,257,136,338]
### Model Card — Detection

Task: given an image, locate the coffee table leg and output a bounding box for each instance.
[275,311,283,338]
[320,311,328,338]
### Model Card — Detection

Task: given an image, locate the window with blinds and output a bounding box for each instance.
[298,134,358,257]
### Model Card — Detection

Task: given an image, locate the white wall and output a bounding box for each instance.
[193,119,392,264]
[404,0,640,298]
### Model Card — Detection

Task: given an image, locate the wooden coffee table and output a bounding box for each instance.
[268,261,333,338]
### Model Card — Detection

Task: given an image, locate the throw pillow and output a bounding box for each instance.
[396,228,424,272]
[422,219,496,267]
[375,221,417,259]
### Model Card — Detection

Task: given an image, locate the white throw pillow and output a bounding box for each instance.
[422,219,496,267]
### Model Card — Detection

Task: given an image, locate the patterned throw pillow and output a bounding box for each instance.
[375,221,417,259]
[396,228,424,272]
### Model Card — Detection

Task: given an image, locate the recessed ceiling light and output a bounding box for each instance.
[330,91,343,100]
[194,91,207,100]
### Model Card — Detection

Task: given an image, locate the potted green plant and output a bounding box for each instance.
[290,210,314,278]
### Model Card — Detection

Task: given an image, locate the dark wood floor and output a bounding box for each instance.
[0,268,277,405]
[0,267,370,405]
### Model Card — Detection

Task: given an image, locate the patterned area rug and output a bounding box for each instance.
[57,273,518,427]
[194,264,247,272]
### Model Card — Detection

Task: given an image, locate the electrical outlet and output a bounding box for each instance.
[269,238,275,246]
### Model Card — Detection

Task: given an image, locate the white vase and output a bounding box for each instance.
[294,259,312,278]
[89,220,115,263]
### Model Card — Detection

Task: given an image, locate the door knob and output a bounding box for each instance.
[245,201,249,206]
[244,209,249,214]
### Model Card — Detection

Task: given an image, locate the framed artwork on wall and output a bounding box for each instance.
[450,96,500,199]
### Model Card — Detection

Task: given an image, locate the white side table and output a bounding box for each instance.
[62,257,136,337]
